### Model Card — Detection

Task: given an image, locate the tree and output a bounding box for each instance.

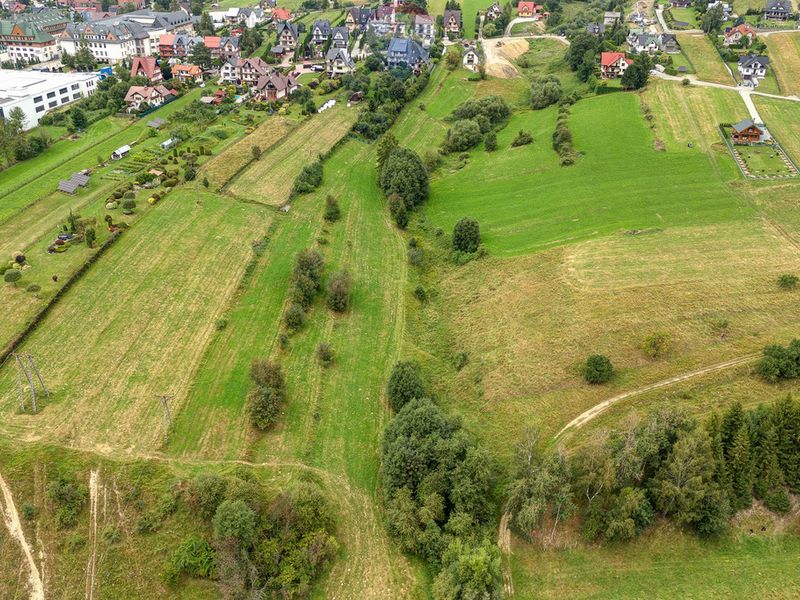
[771,395,800,491]
[187,473,228,519]
[74,40,95,70]
[376,132,398,174]
[70,107,88,131]
[443,119,482,152]
[8,106,26,134]
[84,226,96,248]
[728,428,753,510]
[324,195,340,222]
[198,11,215,35]
[621,59,649,90]
[380,148,429,208]
[583,354,613,384]
[4,270,21,286]
[701,4,724,33]
[432,537,504,600]
[248,359,286,430]
[202,176,209,188]
[604,487,654,541]
[484,131,497,151]
[389,194,408,229]
[565,33,598,71]
[327,270,352,312]
[387,361,426,412]
[213,500,256,549]
[530,75,562,109]
[190,42,212,69]
[452,217,480,253]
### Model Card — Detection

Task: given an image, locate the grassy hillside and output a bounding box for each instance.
[764,34,800,97]
[676,34,735,85]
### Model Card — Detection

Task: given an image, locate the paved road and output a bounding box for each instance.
[503,16,541,36]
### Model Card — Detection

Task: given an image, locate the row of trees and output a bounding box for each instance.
[377,135,429,229]
[0,107,51,168]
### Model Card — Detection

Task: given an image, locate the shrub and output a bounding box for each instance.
[450,96,511,126]
[248,359,286,430]
[452,217,480,253]
[292,160,324,195]
[324,195,341,222]
[764,489,791,514]
[84,226,96,248]
[327,270,352,312]
[187,474,227,519]
[389,194,408,229]
[530,75,563,109]
[21,503,36,520]
[380,148,428,209]
[387,361,426,412]
[291,249,324,308]
[4,269,21,286]
[511,130,533,147]
[26,284,41,293]
[48,476,87,529]
[284,303,306,330]
[484,131,497,152]
[583,354,613,384]
[756,340,800,383]
[778,274,798,290]
[317,342,334,367]
[163,537,216,585]
[213,500,256,549]
[122,199,136,211]
[184,167,196,181]
[642,332,670,360]
[123,191,135,199]
[444,119,483,153]
[414,285,427,302]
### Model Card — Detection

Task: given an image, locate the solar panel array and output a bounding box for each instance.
[57,172,91,194]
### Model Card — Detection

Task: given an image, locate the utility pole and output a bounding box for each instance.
[12,352,48,413]
[25,353,48,398]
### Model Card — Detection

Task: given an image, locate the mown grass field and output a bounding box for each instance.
[229,104,357,205]
[753,96,800,161]
[201,115,294,190]
[676,33,735,85]
[0,190,270,453]
[670,6,699,27]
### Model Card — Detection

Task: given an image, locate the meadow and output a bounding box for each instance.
[670,6,699,27]
[228,104,358,205]
[676,33,735,85]
[764,33,800,97]
[753,96,800,161]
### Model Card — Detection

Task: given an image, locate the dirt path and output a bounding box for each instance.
[481,34,569,78]
[554,354,760,441]
[85,468,100,600]
[0,471,45,600]
[497,512,514,596]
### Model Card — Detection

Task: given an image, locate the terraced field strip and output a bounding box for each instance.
[676,33,735,86]
[228,104,358,206]
[0,190,270,453]
[0,89,202,226]
[201,116,294,190]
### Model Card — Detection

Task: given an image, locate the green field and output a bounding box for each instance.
[677,33,735,85]
[670,6,699,27]
[515,38,583,93]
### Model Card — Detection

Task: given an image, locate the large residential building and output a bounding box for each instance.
[0,69,98,129]
[219,56,270,84]
[764,0,792,19]
[60,10,194,64]
[158,33,240,61]
[0,19,58,63]
[386,36,429,69]
[600,51,631,78]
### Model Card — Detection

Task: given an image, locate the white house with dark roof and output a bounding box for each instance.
[738,54,769,86]
[386,36,429,69]
[764,0,792,19]
[331,26,349,48]
[310,19,331,44]
[326,46,354,76]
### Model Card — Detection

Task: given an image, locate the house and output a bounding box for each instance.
[345,6,372,32]
[111,144,130,159]
[671,0,691,6]
[130,56,162,82]
[600,51,631,78]
[486,2,502,20]
[603,11,621,25]
[172,63,203,83]
[738,54,769,86]
[276,21,298,49]
[259,0,276,11]
[310,19,331,44]
[517,1,540,17]
[220,56,270,84]
[764,0,792,19]
[253,70,298,101]
[124,85,175,110]
[386,36,429,69]
[462,43,480,71]
[326,46,355,76]
[659,33,680,54]
[369,6,398,36]
[0,19,59,63]
[706,0,732,19]
[442,9,462,35]
[271,7,292,21]
[723,23,756,46]
[586,22,605,35]
[628,32,659,54]
[730,118,764,144]
[413,14,435,45]
[331,26,349,48]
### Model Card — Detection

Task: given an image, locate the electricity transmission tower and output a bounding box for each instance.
[12,352,48,413]
[156,394,174,444]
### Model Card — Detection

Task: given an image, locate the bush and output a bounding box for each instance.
[4,270,22,285]
[484,131,497,152]
[248,359,286,430]
[327,270,352,312]
[291,249,324,308]
[380,148,429,209]
[450,96,511,126]
[122,199,136,211]
[187,474,227,519]
[48,476,88,529]
[778,274,798,290]
[764,489,791,514]
[292,160,324,195]
[530,75,563,109]
[511,130,533,147]
[452,217,480,253]
[284,303,306,330]
[387,361,426,412]
[324,195,341,222]
[26,284,41,294]
[163,537,216,585]
[583,354,613,384]
[642,332,670,360]
[184,167,196,181]
[756,340,800,383]
[123,191,135,199]
[414,285,427,302]
[213,500,256,549]
[444,119,483,153]
[389,194,408,229]
[317,342,334,367]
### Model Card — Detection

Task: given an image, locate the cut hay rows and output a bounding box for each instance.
[228,105,358,206]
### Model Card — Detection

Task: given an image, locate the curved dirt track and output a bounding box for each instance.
[0,471,44,600]
[554,354,760,441]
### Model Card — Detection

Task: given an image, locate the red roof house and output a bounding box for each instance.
[600,51,631,79]
[517,1,541,17]
[172,63,203,83]
[272,7,292,21]
[130,56,162,82]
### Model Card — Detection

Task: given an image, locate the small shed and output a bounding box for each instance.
[111,145,131,160]
[160,138,177,150]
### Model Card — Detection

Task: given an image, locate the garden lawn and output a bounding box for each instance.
[228,103,357,205]
[739,145,794,176]
[670,6,698,27]
[676,33,734,85]
[423,91,748,256]
[0,190,271,453]
[752,96,800,163]
[0,88,202,227]
[763,33,800,96]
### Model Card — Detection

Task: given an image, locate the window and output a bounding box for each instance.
[72,93,81,100]
[33,95,42,102]
[71,83,79,90]
[35,105,45,112]
[59,87,67,94]
[46,91,55,98]
[48,100,57,108]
